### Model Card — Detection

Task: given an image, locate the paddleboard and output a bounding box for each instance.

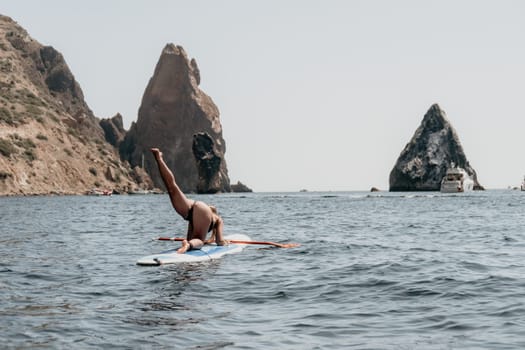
[137,234,251,266]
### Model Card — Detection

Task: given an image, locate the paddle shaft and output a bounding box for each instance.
[156,237,299,248]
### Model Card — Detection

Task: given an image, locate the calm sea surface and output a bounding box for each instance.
[1,190,524,349]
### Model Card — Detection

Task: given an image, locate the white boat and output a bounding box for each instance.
[440,163,474,193]
[87,188,112,196]
[128,188,150,195]
[521,176,525,191]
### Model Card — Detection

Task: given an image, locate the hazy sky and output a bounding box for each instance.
[1,0,524,191]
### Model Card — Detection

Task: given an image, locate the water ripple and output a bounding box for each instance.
[1,191,525,348]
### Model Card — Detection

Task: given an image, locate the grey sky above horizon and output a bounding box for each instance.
[1,0,524,191]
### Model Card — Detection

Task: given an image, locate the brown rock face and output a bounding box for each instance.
[120,44,230,193]
[389,104,483,191]
[0,15,151,195]
[100,113,126,147]
[5,25,101,138]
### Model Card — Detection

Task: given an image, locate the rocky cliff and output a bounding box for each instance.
[0,15,151,195]
[120,44,231,193]
[100,113,126,147]
[389,104,483,191]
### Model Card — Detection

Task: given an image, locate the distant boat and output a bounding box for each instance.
[128,189,150,195]
[440,163,474,193]
[87,188,112,196]
[521,176,525,191]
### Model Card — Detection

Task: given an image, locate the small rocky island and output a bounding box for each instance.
[389,104,483,191]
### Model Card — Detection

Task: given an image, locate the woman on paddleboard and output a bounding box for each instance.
[151,148,228,254]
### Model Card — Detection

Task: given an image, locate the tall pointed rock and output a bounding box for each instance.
[120,44,230,193]
[389,104,483,191]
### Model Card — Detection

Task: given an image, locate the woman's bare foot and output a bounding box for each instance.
[177,239,191,254]
[150,148,162,159]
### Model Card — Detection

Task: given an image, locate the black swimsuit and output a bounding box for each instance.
[185,201,215,232]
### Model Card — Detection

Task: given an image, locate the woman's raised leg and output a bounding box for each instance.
[151,148,193,218]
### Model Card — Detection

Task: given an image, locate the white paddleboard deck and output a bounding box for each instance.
[137,234,251,266]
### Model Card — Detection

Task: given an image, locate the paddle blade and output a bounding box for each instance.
[278,243,301,248]
[228,240,300,248]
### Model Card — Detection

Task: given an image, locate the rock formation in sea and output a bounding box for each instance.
[0,15,151,195]
[389,104,483,191]
[120,44,231,193]
[231,181,253,193]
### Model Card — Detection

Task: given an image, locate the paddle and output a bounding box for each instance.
[156,237,300,249]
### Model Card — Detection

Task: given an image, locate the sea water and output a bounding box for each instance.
[1,191,524,349]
